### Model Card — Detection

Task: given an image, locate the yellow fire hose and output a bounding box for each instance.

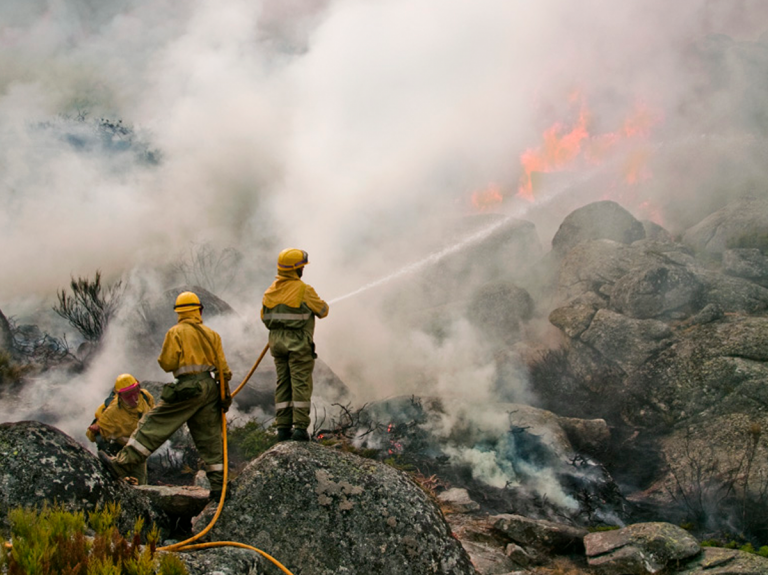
[156,343,296,574]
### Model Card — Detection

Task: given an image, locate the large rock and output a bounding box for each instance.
[551,201,645,256]
[556,239,693,303]
[176,547,265,575]
[682,196,768,255]
[579,309,674,374]
[493,513,587,553]
[194,441,476,575]
[691,269,768,314]
[0,421,166,534]
[549,292,604,339]
[609,264,704,319]
[584,522,700,574]
[622,315,768,428]
[678,546,768,574]
[466,281,534,345]
[723,248,768,287]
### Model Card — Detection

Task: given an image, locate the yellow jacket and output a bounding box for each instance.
[261,270,329,334]
[158,309,232,381]
[86,388,155,444]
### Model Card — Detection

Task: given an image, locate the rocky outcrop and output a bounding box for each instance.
[579,309,674,374]
[176,547,265,575]
[723,248,768,287]
[679,546,768,575]
[194,441,476,575]
[584,522,700,574]
[609,264,704,319]
[494,514,587,554]
[466,281,534,346]
[135,484,209,524]
[682,196,768,255]
[622,315,768,428]
[552,200,646,256]
[535,197,768,544]
[0,421,166,534]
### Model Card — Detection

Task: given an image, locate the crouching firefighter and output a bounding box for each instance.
[100,291,233,500]
[262,248,329,442]
[87,373,155,484]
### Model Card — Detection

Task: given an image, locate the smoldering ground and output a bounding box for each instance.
[2,1,768,504]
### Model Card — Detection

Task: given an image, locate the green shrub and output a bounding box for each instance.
[740,542,756,554]
[228,420,278,462]
[1,503,186,575]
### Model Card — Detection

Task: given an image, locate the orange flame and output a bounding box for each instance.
[517,95,662,201]
[470,183,504,212]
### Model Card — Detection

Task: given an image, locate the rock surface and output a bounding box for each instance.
[679,546,768,574]
[194,441,477,575]
[494,514,587,554]
[0,420,166,534]
[551,200,646,256]
[681,196,768,255]
[584,522,700,574]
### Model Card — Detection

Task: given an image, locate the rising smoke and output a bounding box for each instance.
[1,1,767,482]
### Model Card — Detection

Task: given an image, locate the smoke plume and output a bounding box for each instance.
[2,0,767,453]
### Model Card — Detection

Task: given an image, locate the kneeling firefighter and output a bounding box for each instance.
[262,248,329,442]
[101,291,233,499]
[87,373,155,484]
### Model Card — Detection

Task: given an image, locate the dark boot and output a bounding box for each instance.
[277,427,293,442]
[291,428,310,442]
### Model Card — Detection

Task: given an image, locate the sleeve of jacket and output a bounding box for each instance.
[142,389,156,410]
[214,332,233,382]
[94,403,126,441]
[157,327,182,373]
[303,284,329,318]
[86,403,106,441]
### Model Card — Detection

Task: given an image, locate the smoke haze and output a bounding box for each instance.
[2,0,768,444]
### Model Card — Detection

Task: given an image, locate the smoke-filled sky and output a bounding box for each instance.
[2,1,768,442]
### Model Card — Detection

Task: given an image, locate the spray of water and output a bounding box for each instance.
[328,171,593,305]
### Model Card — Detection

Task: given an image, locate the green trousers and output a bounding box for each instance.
[269,329,315,430]
[114,373,225,490]
[97,436,148,485]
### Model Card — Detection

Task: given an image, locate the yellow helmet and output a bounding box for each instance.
[114,373,139,392]
[277,248,309,271]
[174,291,203,312]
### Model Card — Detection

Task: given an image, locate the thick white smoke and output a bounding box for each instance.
[1,0,767,448]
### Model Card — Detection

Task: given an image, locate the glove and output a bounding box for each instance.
[220,389,233,413]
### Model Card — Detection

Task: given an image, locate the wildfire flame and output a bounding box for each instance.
[470,183,504,212]
[517,93,662,201]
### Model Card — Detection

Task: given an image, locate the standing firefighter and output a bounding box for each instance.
[262,248,329,441]
[86,374,155,484]
[100,291,233,500]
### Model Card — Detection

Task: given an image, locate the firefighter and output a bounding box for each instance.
[86,373,155,484]
[100,291,232,500]
[262,248,329,442]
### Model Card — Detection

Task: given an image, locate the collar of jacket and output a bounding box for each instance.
[276,269,300,280]
[176,309,203,323]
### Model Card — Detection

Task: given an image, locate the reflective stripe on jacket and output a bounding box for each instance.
[158,310,232,382]
[261,269,328,334]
